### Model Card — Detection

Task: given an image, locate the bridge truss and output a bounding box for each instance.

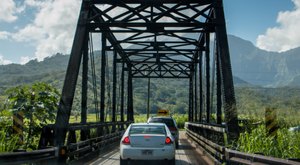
[51,0,238,160]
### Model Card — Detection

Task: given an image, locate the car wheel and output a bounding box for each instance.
[176,142,179,149]
[169,158,175,165]
[120,157,127,165]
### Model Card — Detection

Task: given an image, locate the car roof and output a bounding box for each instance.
[150,116,173,119]
[131,123,166,126]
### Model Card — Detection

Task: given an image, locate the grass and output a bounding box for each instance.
[236,125,300,159]
[236,108,300,159]
[0,129,19,152]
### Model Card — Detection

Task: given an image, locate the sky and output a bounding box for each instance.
[0,0,298,65]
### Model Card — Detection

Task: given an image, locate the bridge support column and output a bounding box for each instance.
[214,0,239,139]
[188,74,194,122]
[81,35,88,141]
[199,52,203,122]
[127,66,134,122]
[205,32,210,123]
[100,33,106,124]
[120,63,125,130]
[194,63,198,122]
[112,50,117,132]
[216,39,222,124]
[54,1,89,146]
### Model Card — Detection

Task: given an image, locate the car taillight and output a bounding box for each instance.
[165,137,173,144]
[122,136,130,145]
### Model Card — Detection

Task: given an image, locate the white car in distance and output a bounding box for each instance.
[120,123,176,165]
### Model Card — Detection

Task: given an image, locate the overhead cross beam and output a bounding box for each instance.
[53,0,239,147]
[88,0,215,78]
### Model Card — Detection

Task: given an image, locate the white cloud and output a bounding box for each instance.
[0,55,12,65]
[0,31,11,40]
[0,0,18,22]
[24,0,50,8]
[13,0,81,61]
[20,56,33,65]
[0,0,24,23]
[256,0,300,52]
[11,1,205,61]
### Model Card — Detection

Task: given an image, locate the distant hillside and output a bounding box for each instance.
[0,53,68,90]
[1,35,300,90]
[228,35,300,87]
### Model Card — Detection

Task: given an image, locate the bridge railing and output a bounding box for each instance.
[0,147,58,165]
[0,121,131,164]
[185,122,300,165]
[185,122,226,164]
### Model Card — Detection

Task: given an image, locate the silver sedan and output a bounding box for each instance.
[120,123,176,165]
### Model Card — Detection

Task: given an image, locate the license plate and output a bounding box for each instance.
[141,150,153,155]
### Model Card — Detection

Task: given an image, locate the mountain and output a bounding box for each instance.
[1,35,300,90]
[228,35,300,87]
[0,53,68,90]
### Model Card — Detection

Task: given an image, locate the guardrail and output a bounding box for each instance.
[0,147,58,165]
[0,121,132,164]
[185,122,226,164]
[67,131,124,162]
[185,122,300,165]
[225,149,300,165]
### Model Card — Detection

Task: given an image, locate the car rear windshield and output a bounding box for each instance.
[129,125,166,135]
[148,118,175,127]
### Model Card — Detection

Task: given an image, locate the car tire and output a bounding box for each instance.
[120,157,127,165]
[169,158,175,165]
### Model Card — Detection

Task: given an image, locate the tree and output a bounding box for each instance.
[4,82,60,149]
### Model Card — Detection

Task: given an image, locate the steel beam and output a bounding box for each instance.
[214,0,238,137]
[127,66,134,121]
[216,39,222,125]
[120,63,125,130]
[205,32,210,123]
[54,1,89,146]
[112,50,117,132]
[81,35,88,141]
[199,52,203,122]
[194,63,198,122]
[100,33,106,123]
[188,74,193,121]
[93,0,212,4]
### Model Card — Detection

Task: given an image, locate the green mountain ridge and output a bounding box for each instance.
[228,35,300,87]
[1,37,300,115]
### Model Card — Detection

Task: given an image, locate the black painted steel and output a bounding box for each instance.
[4,0,293,164]
[49,0,239,162]
[214,0,239,137]
[100,33,106,123]
[54,1,89,146]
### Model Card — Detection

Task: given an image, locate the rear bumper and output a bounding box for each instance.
[120,145,175,160]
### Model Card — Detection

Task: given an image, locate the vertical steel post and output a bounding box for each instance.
[100,33,106,123]
[127,66,134,121]
[199,52,203,122]
[216,40,222,124]
[194,63,198,122]
[214,0,239,137]
[81,36,88,140]
[112,50,117,132]
[120,63,125,129]
[147,77,150,120]
[205,33,210,123]
[54,1,88,146]
[188,73,194,121]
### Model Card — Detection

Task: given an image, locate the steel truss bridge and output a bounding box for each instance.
[0,0,299,164]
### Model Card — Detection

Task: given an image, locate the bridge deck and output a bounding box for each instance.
[85,131,212,165]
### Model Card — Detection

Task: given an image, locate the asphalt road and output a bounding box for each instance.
[85,131,212,165]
